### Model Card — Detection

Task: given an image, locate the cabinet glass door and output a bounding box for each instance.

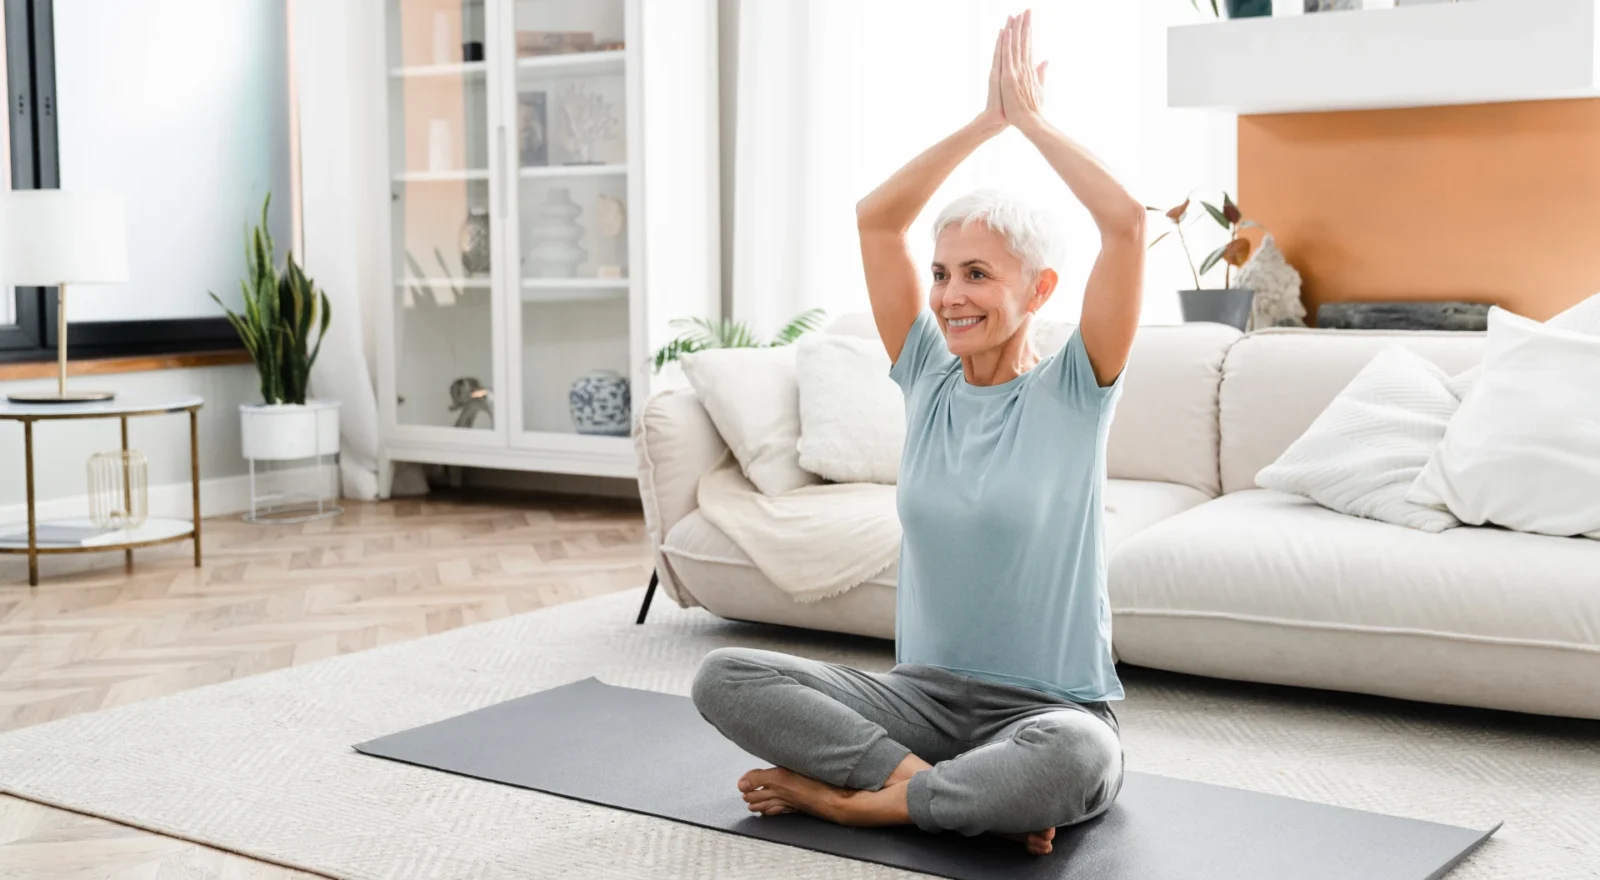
[500,0,635,444]
[386,0,502,437]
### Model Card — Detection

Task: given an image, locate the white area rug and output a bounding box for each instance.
[1,587,1597,879]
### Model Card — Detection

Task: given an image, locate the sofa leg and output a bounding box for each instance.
[636,570,659,624]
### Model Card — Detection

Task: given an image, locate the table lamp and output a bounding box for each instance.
[2,189,130,403]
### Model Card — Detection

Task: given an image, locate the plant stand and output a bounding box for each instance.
[241,400,344,524]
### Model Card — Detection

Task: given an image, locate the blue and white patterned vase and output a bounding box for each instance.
[568,369,631,436]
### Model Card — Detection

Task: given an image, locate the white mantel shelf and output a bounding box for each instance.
[1169,0,1600,114]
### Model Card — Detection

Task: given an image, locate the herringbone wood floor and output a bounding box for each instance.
[0,494,653,879]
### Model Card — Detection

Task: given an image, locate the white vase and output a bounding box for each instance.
[240,400,341,462]
[427,119,453,172]
[524,188,587,278]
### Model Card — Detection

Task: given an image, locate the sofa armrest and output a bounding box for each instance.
[634,387,729,606]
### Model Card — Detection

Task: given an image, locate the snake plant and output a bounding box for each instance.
[210,193,332,405]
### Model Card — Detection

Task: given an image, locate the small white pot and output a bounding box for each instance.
[240,400,341,461]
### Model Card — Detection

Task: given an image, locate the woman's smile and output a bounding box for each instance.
[947,315,986,333]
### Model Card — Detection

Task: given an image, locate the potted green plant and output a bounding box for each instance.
[210,193,338,464]
[1147,192,1259,330]
[651,308,826,373]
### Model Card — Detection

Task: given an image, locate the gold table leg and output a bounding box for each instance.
[190,409,201,568]
[121,416,133,572]
[24,419,37,587]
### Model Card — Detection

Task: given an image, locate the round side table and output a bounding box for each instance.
[0,396,203,586]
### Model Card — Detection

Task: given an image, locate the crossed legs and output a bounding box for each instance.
[689,647,1123,854]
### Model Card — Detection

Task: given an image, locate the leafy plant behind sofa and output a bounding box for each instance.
[1146,191,1260,290]
[651,308,826,373]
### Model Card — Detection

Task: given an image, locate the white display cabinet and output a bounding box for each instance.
[375,0,717,478]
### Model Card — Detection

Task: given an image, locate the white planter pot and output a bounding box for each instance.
[240,400,341,462]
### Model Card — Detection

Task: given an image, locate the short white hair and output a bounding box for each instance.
[931,189,1064,277]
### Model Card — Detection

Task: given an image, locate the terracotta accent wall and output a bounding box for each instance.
[1238,99,1600,323]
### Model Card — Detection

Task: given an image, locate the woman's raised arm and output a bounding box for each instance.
[1000,10,1145,386]
[856,26,1009,364]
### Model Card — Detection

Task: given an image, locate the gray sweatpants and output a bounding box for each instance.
[689,646,1124,837]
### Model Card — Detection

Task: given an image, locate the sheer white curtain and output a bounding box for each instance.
[291,0,392,500]
[730,0,1237,335]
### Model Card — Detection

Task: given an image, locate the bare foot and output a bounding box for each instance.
[737,766,853,822]
[995,827,1056,855]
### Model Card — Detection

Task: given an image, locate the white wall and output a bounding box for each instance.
[727,0,1236,333]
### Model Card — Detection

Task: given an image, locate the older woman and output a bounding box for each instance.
[690,10,1144,856]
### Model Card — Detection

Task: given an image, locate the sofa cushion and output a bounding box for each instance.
[662,478,1211,615]
[1106,324,1239,497]
[823,312,1239,496]
[1109,489,1600,717]
[794,333,904,485]
[1218,329,1485,494]
[680,346,822,496]
[659,510,900,640]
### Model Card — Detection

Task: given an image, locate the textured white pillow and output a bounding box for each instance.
[680,346,822,496]
[1407,307,1600,538]
[794,334,904,484]
[1255,347,1462,532]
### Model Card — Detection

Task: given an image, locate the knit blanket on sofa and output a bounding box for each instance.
[695,451,901,603]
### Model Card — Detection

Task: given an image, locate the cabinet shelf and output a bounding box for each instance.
[521,279,630,303]
[394,169,490,183]
[515,50,625,75]
[519,164,627,179]
[397,277,493,289]
[390,61,488,79]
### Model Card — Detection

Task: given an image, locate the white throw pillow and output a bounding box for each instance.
[1407,307,1600,538]
[1550,290,1600,333]
[1255,347,1462,532]
[794,334,904,484]
[680,346,822,496]
[1445,292,1600,398]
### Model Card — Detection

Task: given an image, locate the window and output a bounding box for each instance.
[0,0,46,356]
[0,0,291,364]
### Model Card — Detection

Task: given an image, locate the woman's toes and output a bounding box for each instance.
[748,798,789,815]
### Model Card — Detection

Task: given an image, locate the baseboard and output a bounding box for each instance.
[457,467,641,500]
[0,473,256,526]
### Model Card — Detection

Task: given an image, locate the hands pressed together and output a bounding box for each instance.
[980,9,1048,135]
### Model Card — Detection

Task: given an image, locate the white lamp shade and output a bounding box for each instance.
[1,190,129,285]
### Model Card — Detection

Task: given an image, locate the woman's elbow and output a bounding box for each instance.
[1099,200,1146,242]
[855,197,880,229]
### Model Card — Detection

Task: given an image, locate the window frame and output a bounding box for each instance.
[0,0,243,365]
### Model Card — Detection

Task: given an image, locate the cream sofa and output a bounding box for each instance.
[634,321,1600,720]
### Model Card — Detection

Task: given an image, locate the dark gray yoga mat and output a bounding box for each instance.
[354,676,1498,880]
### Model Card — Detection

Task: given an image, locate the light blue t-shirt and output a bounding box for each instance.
[889,310,1125,703]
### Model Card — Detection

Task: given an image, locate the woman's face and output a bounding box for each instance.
[929,222,1047,357]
